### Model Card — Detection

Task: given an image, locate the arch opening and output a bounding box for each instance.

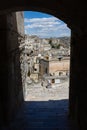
[0,1,87,129]
[20,11,71,129]
[0,9,71,129]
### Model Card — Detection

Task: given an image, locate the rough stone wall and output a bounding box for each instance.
[0,12,24,125]
[20,51,29,98]
[49,60,70,75]
[69,32,87,129]
[0,15,8,125]
[16,12,24,35]
[6,12,24,123]
[16,12,27,98]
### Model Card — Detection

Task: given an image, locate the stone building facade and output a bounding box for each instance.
[40,56,70,77]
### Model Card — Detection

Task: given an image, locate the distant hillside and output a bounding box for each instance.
[47,36,70,49]
[58,36,70,48]
[26,35,70,48]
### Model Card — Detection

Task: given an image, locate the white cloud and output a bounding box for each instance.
[24,17,60,23]
[24,17,70,38]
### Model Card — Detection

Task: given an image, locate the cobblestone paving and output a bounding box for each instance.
[2,80,76,130]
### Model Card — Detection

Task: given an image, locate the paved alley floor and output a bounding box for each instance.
[2,80,76,130]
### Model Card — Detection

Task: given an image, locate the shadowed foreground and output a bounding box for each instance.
[2,99,75,130]
[1,81,76,130]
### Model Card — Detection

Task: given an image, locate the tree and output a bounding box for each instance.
[56,44,60,49]
[49,39,52,45]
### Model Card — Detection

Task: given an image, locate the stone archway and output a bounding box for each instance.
[0,0,83,33]
[0,0,87,129]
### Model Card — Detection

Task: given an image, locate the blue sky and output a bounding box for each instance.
[24,11,71,38]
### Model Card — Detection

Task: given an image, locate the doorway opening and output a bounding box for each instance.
[23,11,70,100]
[18,11,71,129]
[0,10,71,129]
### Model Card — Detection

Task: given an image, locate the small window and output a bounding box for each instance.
[59,57,62,61]
[59,72,63,76]
[34,68,37,71]
[52,79,55,83]
[27,54,29,56]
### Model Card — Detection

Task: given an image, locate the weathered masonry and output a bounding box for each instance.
[40,57,70,77]
[0,0,87,129]
[0,12,24,124]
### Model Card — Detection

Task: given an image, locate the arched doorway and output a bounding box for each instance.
[0,0,87,129]
[19,10,71,129]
